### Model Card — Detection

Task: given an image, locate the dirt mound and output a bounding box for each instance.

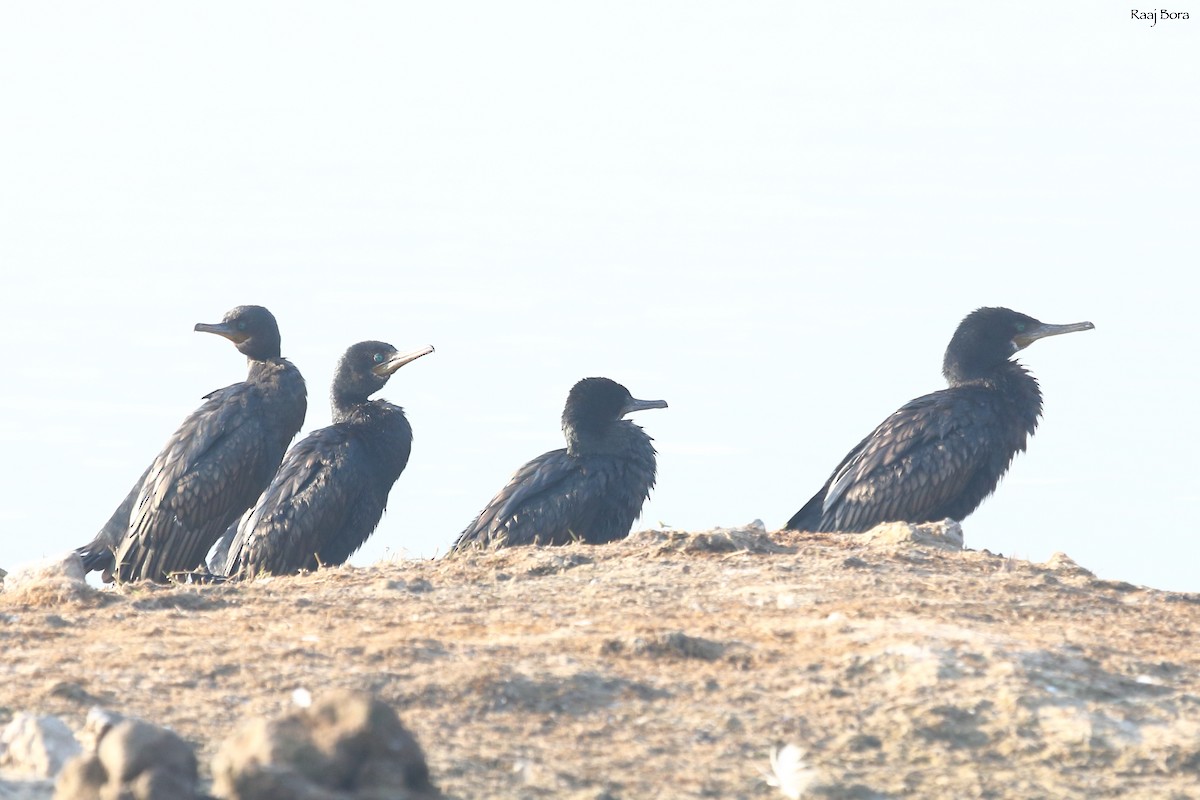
[2,526,1199,798]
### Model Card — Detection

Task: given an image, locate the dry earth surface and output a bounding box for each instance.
[3,523,1200,799]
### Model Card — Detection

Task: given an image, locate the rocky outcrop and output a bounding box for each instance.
[211,691,438,800]
[0,714,80,780]
[53,710,199,800]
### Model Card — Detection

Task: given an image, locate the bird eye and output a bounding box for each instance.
[237,321,247,332]
[1014,322,1026,333]
[373,353,384,364]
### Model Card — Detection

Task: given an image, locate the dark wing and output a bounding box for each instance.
[115,385,277,582]
[452,448,585,550]
[75,465,151,578]
[227,426,381,577]
[792,391,1002,532]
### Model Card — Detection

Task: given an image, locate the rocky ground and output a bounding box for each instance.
[2,522,1199,799]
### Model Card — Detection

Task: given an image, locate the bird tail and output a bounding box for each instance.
[75,541,115,576]
[785,490,826,532]
[81,467,153,578]
[206,521,242,577]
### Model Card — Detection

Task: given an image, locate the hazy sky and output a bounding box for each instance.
[2,3,1196,590]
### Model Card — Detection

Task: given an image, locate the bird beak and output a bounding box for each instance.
[1013,320,1095,351]
[194,321,249,344]
[373,345,435,376]
[620,397,668,417]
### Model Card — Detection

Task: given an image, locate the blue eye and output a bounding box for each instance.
[373,353,384,364]
[237,321,247,332]
[1015,322,1026,332]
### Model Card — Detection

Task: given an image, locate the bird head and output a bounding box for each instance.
[194,305,283,361]
[562,377,668,439]
[943,307,1094,383]
[332,340,434,410]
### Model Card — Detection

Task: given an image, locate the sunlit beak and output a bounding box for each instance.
[1013,320,1095,351]
[373,344,435,376]
[620,396,668,417]
[194,321,249,344]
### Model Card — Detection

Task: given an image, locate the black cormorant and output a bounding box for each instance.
[77,306,307,582]
[451,377,667,551]
[218,340,433,578]
[786,307,1093,533]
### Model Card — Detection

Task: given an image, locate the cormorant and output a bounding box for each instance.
[451,377,667,551]
[785,307,1093,533]
[218,340,434,579]
[76,306,307,582]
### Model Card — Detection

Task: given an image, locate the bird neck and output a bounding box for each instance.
[246,357,296,387]
[331,391,369,421]
[565,419,647,457]
[949,360,1043,429]
[242,357,307,441]
[332,397,403,425]
[946,357,1028,387]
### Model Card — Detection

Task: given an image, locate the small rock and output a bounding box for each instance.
[630,525,792,555]
[0,714,80,778]
[53,715,198,800]
[862,520,963,551]
[1042,552,1094,578]
[0,555,90,604]
[212,690,439,800]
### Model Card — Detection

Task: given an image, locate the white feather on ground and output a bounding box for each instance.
[766,743,818,799]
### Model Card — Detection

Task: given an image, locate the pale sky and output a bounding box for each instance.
[1,3,1197,590]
